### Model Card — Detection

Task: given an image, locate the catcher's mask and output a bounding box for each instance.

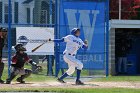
[14,44,26,52]
[0,27,7,32]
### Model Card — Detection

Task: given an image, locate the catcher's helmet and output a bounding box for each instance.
[0,27,7,32]
[14,44,26,51]
[71,28,80,35]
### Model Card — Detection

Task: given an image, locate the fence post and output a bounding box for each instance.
[106,0,110,77]
[55,0,60,77]
[8,0,12,77]
[50,0,52,25]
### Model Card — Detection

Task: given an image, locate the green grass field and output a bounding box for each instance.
[92,76,140,82]
[1,63,140,93]
[0,88,140,93]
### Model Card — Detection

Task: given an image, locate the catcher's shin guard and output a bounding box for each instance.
[24,69,32,78]
[6,72,17,84]
[0,62,5,83]
[0,62,4,79]
[16,76,25,83]
[16,69,32,83]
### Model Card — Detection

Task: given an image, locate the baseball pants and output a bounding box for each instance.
[63,54,83,75]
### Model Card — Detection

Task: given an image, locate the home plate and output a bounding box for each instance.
[31,81,64,87]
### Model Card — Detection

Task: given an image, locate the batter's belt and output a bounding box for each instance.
[63,53,76,56]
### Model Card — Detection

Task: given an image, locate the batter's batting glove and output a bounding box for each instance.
[49,38,52,41]
[84,40,88,45]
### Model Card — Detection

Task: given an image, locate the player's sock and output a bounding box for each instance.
[59,73,69,80]
[76,69,81,81]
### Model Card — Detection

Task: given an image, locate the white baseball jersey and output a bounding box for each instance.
[63,35,84,55]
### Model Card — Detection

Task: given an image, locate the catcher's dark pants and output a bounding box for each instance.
[0,63,4,79]
[7,66,32,82]
[0,48,4,80]
[0,49,2,62]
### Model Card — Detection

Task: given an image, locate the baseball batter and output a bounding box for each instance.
[49,28,88,85]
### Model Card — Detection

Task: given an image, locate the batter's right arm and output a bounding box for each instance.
[81,40,88,50]
[49,38,64,43]
[49,35,71,43]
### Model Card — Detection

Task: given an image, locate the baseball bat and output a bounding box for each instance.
[31,43,45,52]
[31,39,50,52]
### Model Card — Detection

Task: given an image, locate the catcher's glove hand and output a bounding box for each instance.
[34,65,43,72]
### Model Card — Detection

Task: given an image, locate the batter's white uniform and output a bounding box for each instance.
[63,35,85,75]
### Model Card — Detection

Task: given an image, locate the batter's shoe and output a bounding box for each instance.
[16,77,25,84]
[0,79,4,84]
[6,79,11,84]
[76,80,84,85]
[57,78,66,83]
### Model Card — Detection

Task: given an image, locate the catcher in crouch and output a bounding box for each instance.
[6,44,42,84]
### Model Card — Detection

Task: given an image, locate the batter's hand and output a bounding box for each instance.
[84,40,88,45]
[49,38,52,41]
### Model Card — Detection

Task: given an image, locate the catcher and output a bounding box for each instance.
[6,44,42,84]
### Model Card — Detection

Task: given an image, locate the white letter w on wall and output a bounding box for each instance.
[64,9,99,50]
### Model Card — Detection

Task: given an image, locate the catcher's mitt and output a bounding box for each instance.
[34,65,43,72]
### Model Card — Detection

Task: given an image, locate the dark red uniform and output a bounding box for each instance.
[6,52,32,84]
[12,52,29,68]
[0,36,4,61]
[6,44,41,84]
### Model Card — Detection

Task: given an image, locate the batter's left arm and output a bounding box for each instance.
[81,40,88,50]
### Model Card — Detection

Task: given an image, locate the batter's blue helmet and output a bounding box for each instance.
[71,28,80,35]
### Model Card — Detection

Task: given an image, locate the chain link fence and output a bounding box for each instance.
[0,0,56,77]
[110,0,140,20]
[0,0,109,78]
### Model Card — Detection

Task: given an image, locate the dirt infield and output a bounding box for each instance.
[1,81,140,89]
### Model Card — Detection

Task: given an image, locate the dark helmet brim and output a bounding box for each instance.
[20,47,27,51]
[15,44,27,51]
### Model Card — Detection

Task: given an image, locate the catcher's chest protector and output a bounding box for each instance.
[12,53,29,68]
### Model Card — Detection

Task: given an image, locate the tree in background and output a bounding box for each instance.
[133,0,140,19]
[110,0,119,19]
[110,0,140,19]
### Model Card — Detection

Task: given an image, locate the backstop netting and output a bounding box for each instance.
[55,0,109,77]
[2,0,109,78]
